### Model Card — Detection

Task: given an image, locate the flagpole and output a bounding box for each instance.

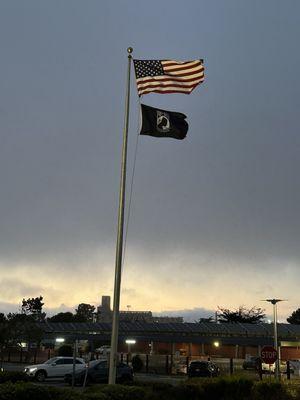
[108,47,133,385]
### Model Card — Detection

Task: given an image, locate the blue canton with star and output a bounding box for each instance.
[133,60,164,78]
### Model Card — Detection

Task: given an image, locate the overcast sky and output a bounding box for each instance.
[0,0,300,322]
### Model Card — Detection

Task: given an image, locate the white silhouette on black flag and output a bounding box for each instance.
[140,104,188,140]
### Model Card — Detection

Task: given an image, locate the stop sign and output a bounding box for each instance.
[261,346,277,364]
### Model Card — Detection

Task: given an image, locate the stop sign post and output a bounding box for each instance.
[261,346,277,364]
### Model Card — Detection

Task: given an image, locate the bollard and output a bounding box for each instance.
[120,353,124,363]
[257,358,263,380]
[146,354,149,373]
[165,355,169,374]
[126,353,129,365]
[230,358,234,375]
[186,356,189,374]
[286,360,291,380]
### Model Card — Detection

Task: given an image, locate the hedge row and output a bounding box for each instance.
[126,378,296,400]
[0,377,299,400]
[0,371,29,383]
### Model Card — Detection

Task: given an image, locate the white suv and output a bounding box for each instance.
[24,356,86,382]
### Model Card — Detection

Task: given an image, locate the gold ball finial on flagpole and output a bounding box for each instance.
[127,47,133,54]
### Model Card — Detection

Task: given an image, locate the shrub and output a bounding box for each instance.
[176,377,254,400]
[201,377,253,400]
[290,383,300,400]
[131,355,143,372]
[0,382,83,400]
[83,392,108,400]
[172,383,204,400]
[0,371,29,383]
[14,383,53,400]
[0,378,294,400]
[47,386,83,400]
[0,382,17,400]
[0,382,52,400]
[97,384,146,400]
[151,381,173,392]
[224,377,253,400]
[252,381,293,400]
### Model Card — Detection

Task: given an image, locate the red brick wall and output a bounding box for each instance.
[118,341,300,360]
[280,347,300,360]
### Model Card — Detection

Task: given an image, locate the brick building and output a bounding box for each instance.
[37,320,300,360]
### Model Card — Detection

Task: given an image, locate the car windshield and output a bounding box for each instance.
[44,357,58,365]
[191,362,208,370]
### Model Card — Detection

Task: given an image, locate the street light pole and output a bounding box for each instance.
[263,299,284,380]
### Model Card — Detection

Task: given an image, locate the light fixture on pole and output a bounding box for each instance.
[55,337,65,344]
[125,339,136,354]
[262,299,286,380]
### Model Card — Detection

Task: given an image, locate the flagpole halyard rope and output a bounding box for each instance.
[122,97,141,270]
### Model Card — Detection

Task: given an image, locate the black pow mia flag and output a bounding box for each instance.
[140,104,188,140]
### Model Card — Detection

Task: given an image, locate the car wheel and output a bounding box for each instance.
[35,370,47,382]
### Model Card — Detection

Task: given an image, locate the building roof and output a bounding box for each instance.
[35,321,300,346]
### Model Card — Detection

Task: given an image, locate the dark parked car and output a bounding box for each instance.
[242,356,260,370]
[64,360,133,385]
[188,360,220,378]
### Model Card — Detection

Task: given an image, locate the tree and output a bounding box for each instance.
[217,306,266,324]
[0,317,9,349]
[6,313,43,347]
[75,303,95,322]
[21,296,45,321]
[57,344,73,357]
[47,312,76,323]
[0,313,6,323]
[287,308,300,324]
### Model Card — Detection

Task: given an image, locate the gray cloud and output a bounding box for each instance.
[0,0,299,319]
[154,307,216,323]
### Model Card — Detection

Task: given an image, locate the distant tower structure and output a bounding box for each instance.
[101,296,111,312]
[95,294,183,323]
[96,295,112,322]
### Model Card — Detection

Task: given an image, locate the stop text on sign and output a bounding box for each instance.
[261,346,277,364]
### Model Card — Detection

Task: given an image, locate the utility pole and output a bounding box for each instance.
[263,299,285,380]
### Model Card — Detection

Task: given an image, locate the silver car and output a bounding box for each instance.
[24,356,86,382]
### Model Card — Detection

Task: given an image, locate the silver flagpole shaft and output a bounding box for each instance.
[108,47,133,385]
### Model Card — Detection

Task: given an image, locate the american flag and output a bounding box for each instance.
[133,59,204,96]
